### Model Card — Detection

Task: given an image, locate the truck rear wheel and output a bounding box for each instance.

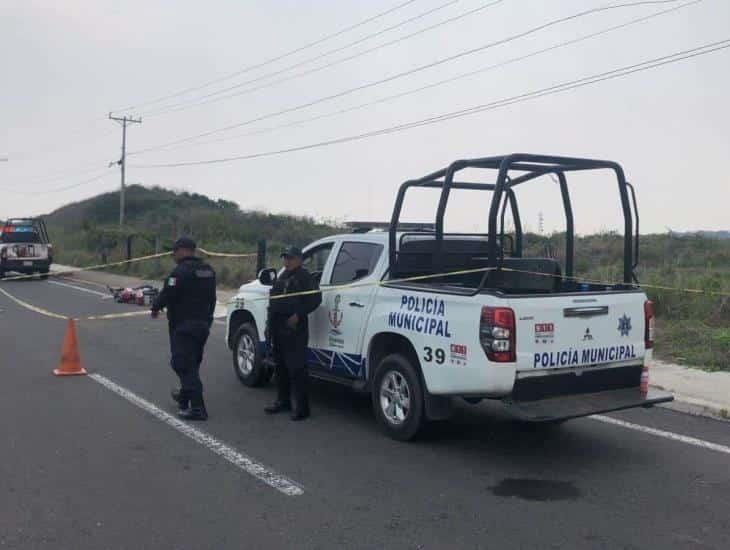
[231,323,268,387]
[372,353,425,441]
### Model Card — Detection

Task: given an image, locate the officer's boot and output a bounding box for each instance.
[171,388,189,411]
[264,400,291,414]
[265,360,291,414]
[178,394,208,421]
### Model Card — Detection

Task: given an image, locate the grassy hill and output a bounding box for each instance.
[45,185,339,285]
[43,186,728,370]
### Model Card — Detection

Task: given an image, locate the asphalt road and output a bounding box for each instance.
[1,277,729,549]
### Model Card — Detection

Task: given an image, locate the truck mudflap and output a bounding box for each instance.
[503,387,674,422]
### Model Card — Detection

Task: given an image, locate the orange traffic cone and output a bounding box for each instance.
[53,318,87,376]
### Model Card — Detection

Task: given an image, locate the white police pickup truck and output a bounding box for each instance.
[226,154,672,440]
[0,218,53,279]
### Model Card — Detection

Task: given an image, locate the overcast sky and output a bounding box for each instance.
[1,0,728,234]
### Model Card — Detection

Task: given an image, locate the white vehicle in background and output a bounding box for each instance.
[225,154,673,441]
[0,218,53,279]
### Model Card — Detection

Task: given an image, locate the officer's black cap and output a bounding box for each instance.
[173,236,197,251]
[280,245,302,258]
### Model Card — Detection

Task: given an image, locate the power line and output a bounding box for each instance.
[111,0,422,114]
[142,0,500,117]
[0,163,108,188]
[129,0,688,156]
[6,170,113,194]
[7,128,117,163]
[155,0,701,155]
[129,39,730,169]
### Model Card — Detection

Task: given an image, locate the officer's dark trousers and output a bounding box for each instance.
[169,320,210,407]
[273,327,309,413]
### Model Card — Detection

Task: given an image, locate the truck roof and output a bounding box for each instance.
[307,230,396,250]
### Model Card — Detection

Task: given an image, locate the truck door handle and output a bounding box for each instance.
[564,306,609,318]
[349,302,365,308]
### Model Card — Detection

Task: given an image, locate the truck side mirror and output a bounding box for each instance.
[258,268,277,286]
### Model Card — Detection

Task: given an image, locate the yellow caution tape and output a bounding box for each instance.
[256,264,730,302]
[1,253,727,324]
[260,266,499,303]
[0,245,254,284]
[497,267,730,298]
[0,251,171,283]
[198,247,257,258]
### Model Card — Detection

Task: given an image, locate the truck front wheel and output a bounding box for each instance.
[372,354,425,441]
[231,323,267,387]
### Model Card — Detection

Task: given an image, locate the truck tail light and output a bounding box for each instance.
[644,300,655,349]
[480,306,516,363]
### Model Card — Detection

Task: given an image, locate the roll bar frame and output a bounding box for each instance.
[389,153,637,284]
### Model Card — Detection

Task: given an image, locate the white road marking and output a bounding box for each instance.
[88,373,304,496]
[49,279,110,298]
[61,276,111,290]
[591,415,730,456]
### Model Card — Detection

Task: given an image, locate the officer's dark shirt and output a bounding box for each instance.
[268,266,321,334]
[152,257,216,326]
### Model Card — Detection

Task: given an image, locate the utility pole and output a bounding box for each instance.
[109,113,141,227]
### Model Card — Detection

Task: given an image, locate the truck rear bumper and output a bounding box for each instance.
[503,387,674,422]
[1,259,51,273]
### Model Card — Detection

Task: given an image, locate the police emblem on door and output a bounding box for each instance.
[618,314,632,337]
[329,294,344,333]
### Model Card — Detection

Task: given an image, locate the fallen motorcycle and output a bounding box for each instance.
[107,285,159,306]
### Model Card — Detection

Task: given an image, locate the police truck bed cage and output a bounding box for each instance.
[388,153,640,293]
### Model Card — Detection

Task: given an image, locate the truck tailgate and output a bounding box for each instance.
[512,292,647,371]
[5,243,49,259]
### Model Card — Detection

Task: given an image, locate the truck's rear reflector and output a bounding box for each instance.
[640,366,649,394]
[644,300,655,349]
[481,306,516,362]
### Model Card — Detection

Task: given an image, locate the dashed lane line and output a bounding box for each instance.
[88,373,304,496]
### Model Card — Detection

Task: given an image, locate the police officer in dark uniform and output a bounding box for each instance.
[151,237,216,421]
[264,246,322,421]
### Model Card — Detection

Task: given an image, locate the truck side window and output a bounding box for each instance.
[330,242,383,285]
[302,243,334,283]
